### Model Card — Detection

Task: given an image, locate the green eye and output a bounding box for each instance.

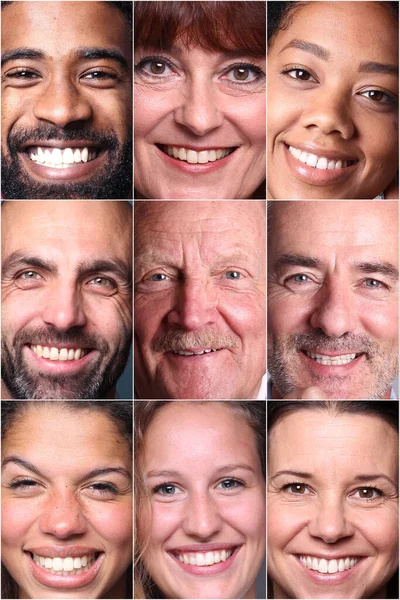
[20,271,41,279]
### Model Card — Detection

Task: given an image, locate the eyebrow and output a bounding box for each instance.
[278,39,398,77]
[270,470,398,489]
[2,457,131,481]
[358,61,398,76]
[2,251,131,283]
[278,39,330,61]
[2,46,129,70]
[147,464,256,478]
[273,253,398,281]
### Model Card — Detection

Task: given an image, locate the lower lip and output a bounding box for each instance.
[155,145,237,174]
[20,151,107,181]
[295,555,365,584]
[284,144,358,186]
[27,552,104,589]
[25,345,97,374]
[300,350,364,375]
[169,548,240,576]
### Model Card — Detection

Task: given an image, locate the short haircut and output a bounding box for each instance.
[134,1,266,57]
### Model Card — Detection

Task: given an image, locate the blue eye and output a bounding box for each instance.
[225,271,242,280]
[153,483,179,495]
[364,278,382,288]
[292,274,310,283]
[150,273,169,281]
[218,478,244,490]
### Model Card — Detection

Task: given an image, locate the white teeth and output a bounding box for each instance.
[299,555,360,574]
[32,553,96,574]
[28,146,97,168]
[31,345,87,361]
[305,351,357,365]
[177,549,233,567]
[165,145,233,164]
[173,349,218,356]
[288,145,354,170]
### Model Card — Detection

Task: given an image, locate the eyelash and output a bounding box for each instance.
[152,478,245,496]
[15,270,116,289]
[284,273,389,291]
[8,478,38,490]
[281,66,396,105]
[135,55,265,87]
[281,482,385,502]
[8,478,119,496]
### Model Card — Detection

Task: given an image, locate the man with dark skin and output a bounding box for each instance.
[2,201,132,399]
[1,1,132,199]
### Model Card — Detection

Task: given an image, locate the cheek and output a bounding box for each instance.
[134,292,171,341]
[357,508,398,557]
[356,112,398,167]
[1,498,37,548]
[358,299,398,341]
[221,291,266,338]
[134,87,173,137]
[90,91,132,139]
[224,96,266,145]
[87,502,132,547]
[140,502,182,550]
[2,289,44,337]
[268,292,310,336]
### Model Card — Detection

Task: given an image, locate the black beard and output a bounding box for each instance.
[1,125,132,199]
[1,326,132,399]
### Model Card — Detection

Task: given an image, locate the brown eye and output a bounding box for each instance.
[295,70,311,80]
[359,488,374,498]
[288,483,307,494]
[150,61,166,75]
[233,67,250,81]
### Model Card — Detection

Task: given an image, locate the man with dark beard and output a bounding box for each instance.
[1,1,132,199]
[1,201,132,399]
[267,201,399,399]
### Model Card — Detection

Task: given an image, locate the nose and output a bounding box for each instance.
[173,80,224,136]
[300,89,355,140]
[167,279,218,331]
[310,280,357,337]
[42,283,87,332]
[308,497,355,543]
[32,74,92,128]
[182,492,222,539]
[39,488,87,539]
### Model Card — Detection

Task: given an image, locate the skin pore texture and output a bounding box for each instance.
[268,1,399,199]
[1,201,132,399]
[134,40,266,199]
[267,201,399,399]
[139,402,266,599]
[268,409,399,599]
[1,404,132,599]
[134,201,266,399]
[1,1,132,199]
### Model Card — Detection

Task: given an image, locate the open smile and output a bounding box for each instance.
[25,344,97,374]
[294,553,366,584]
[300,349,365,374]
[168,544,241,576]
[26,549,104,589]
[19,141,108,181]
[170,347,223,357]
[283,143,359,186]
[155,143,238,174]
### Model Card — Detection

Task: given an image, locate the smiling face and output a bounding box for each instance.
[138,402,266,599]
[134,201,266,399]
[268,409,399,599]
[1,404,132,599]
[1,1,132,199]
[1,201,132,399]
[134,40,266,199]
[268,1,399,199]
[267,201,399,399]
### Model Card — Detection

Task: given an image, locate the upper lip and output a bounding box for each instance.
[168,542,240,552]
[25,546,101,558]
[285,142,359,162]
[302,349,362,356]
[295,552,366,560]
[21,141,102,151]
[158,143,239,151]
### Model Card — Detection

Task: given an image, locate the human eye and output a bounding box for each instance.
[150,273,170,282]
[224,270,243,280]
[284,273,317,291]
[281,65,318,83]
[135,55,177,79]
[81,69,120,88]
[14,270,44,289]
[88,276,116,289]
[3,67,42,87]
[282,482,312,496]
[152,482,183,498]
[85,482,120,499]
[350,486,384,502]
[7,478,42,495]
[217,478,245,490]
[221,62,265,86]
[359,89,397,106]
